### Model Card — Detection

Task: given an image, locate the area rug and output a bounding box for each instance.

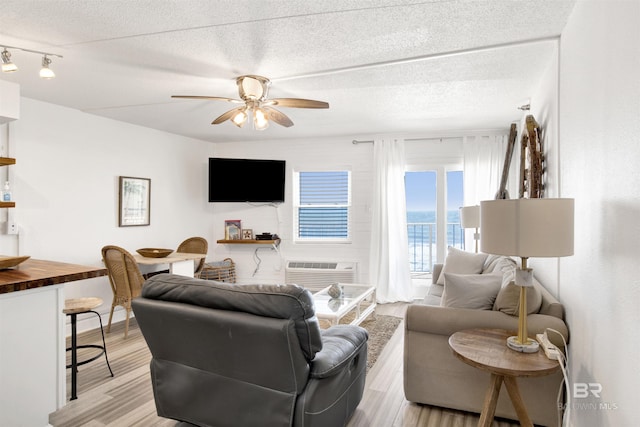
[360,314,402,370]
[329,314,402,371]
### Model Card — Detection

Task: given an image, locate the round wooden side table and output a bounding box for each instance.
[449,328,560,427]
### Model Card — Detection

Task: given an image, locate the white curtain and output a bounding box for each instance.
[462,134,513,250]
[369,138,413,303]
[462,134,511,205]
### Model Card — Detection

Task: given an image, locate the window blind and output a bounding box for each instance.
[296,171,350,240]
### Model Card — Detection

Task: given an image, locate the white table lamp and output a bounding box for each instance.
[480,198,574,353]
[460,205,480,253]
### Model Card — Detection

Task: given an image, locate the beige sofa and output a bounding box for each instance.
[403,254,569,427]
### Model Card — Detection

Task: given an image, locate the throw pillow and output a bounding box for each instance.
[436,247,488,285]
[482,255,516,274]
[491,256,517,287]
[481,254,503,274]
[441,272,502,310]
[494,282,543,315]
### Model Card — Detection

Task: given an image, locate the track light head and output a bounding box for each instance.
[1,49,18,73]
[40,55,55,79]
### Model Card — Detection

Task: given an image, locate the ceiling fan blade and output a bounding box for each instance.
[268,98,329,109]
[263,107,294,127]
[172,95,243,104]
[212,107,245,125]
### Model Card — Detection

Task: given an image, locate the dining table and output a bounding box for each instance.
[133,251,206,277]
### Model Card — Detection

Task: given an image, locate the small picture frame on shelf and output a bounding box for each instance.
[242,229,254,240]
[224,219,242,240]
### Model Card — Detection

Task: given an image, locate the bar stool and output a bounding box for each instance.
[64,297,114,400]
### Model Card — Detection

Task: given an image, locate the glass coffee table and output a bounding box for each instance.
[313,284,376,326]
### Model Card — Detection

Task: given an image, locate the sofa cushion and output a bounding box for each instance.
[436,247,488,285]
[441,272,502,310]
[493,281,543,315]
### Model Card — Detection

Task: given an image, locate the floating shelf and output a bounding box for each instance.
[217,239,280,245]
[0,157,16,208]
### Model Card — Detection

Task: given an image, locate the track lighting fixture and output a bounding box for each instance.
[1,49,17,73]
[0,44,62,78]
[39,55,55,79]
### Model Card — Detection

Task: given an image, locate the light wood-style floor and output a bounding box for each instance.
[50,303,518,427]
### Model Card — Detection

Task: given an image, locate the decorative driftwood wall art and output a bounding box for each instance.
[494,115,546,201]
[495,123,518,200]
[519,115,545,199]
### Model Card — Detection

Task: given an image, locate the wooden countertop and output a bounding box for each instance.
[0,259,107,295]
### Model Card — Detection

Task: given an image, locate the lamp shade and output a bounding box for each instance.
[459,205,480,228]
[480,198,574,258]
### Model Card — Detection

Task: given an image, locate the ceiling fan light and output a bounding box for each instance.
[238,75,270,101]
[1,49,17,73]
[40,55,55,79]
[253,108,269,131]
[231,109,248,127]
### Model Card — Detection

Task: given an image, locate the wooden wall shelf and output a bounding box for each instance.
[0,157,16,208]
[0,157,16,166]
[217,239,280,245]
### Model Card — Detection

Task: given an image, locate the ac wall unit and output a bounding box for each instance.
[285,261,358,293]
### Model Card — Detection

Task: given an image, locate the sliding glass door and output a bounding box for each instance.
[405,168,464,275]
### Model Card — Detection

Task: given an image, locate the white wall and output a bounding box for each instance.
[527,41,563,294]
[211,137,375,283]
[0,97,216,329]
[534,2,639,426]
[212,135,470,285]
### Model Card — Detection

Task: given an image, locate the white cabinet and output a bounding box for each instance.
[0,80,20,123]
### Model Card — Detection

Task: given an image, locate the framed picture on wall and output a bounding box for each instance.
[225,219,242,240]
[119,176,151,227]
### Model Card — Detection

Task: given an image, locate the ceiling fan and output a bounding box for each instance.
[172,75,329,130]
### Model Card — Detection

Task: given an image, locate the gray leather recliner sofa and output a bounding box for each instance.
[132,274,368,427]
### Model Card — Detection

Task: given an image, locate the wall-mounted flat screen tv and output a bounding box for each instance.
[208,157,286,203]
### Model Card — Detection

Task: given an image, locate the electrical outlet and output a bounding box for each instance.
[7,221,17,234]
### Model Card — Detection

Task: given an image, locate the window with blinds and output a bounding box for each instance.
[294,170,351,241]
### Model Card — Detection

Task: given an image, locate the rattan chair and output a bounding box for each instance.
[176,236,208,278]
[101,245,145,338]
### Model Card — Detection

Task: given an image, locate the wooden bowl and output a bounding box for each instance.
[0,255,30,269]
[136,248,173,258]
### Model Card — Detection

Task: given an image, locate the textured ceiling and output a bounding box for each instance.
[0,0,576,143]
